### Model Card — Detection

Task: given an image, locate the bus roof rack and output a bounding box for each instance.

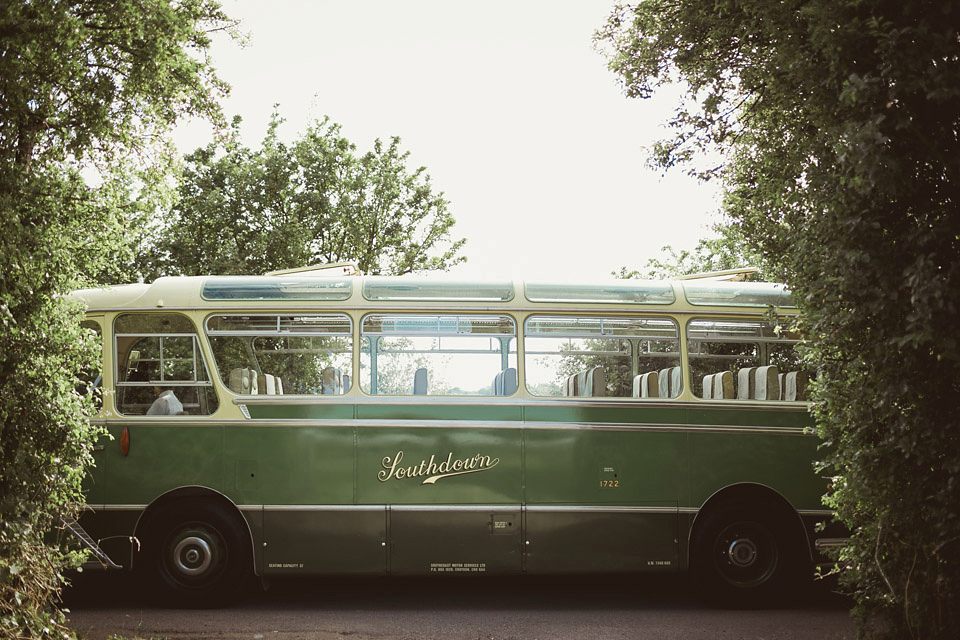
[676,267,759,282]
[264,262,363,277]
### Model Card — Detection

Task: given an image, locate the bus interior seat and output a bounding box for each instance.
[702,374,714,399]
[658,366,681,398]
[321,367,341,395]
[670,366,682,397]
[586,366,606,397]
[634,371,659,398]
[229,367,258,394]
[737,367,757,400]
[564,372,580,396]
[413,367,428,395]
[784,370,808,401]
[501,368,518,395]
[565,367,605,397]
[258,373,278,395]
[713,370,734,399]
[755,365,780,400]
[491,368,517,396]
[577,370,589,396]
[658,368,671,398]
[492,370,503,395]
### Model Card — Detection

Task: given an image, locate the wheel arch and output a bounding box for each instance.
[688,482,812,566]
[132,485,258,575]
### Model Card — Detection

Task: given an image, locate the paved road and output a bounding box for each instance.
[65,573,854,640]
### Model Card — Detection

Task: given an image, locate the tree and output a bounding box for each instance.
[616,219,769,280]
[0,1,232,636]
[139,114,466,279]
[597,1,960,636]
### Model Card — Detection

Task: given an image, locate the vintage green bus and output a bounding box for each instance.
[71,269,836,606]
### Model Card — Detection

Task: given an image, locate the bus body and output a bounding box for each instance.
[73,274,833,605]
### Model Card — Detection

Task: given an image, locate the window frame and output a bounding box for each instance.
[360,312,517,397]
[113,313,218,416]
[523,314,682,399]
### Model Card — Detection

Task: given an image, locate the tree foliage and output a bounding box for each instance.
[0,1,231,636]
[598,1,960,637]
[616,220,769,280]
[138,114,466,279]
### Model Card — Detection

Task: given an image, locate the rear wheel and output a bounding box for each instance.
[692,503,805,606]
[143,500,251,607]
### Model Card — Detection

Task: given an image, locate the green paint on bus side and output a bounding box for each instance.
[87,400,821,511]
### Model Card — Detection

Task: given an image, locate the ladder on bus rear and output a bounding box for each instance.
[61,517,122,570]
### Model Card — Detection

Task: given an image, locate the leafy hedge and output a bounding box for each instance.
[1,1,231,636]
[0,169,104,636]
[597,1,960,636]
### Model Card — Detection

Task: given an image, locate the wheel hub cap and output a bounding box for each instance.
[173,536,213,576]
[727,537,758,568]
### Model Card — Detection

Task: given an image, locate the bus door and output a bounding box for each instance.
[357,313,523,575]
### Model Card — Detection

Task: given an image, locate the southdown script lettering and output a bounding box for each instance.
[378,450,500,485]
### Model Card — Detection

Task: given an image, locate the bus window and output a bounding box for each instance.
[688,318,810,401]
[206,314,352,395]
[524,316,681,398]
[114,313,219,415]
[360,314,517,396]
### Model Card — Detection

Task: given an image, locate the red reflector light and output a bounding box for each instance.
[120,427,130,457]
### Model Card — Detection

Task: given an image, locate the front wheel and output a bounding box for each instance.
[692,504,805,606]
[143,501,251,607]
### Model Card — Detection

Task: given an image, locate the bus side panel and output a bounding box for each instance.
[522,415,684,573]
[102,423,225,503]
[224,424,381,575]
[685,424,824,510]
[389,507,522,575]
[524,508,678,573]
[80,423,227,570]
[224,425,354,505]
[261,506,386,574]
[355,420,523,575]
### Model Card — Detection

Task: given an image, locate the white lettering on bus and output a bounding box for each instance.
[378,450,500,485]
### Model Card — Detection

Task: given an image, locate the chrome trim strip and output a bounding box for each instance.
[526,505,678,514]
[88,504,147,511]
[232,395,810,412]
[86,503,828,520]
[91,416,809,435]
[520,422,806,435]
[389,505,518,512]
[84,303,799,317]
[279,419,805,435]
[262,505,385,512]
[256,504,680,514]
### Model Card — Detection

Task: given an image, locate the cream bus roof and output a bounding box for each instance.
[71,275,794,311]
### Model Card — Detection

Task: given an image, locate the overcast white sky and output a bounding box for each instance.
[173,0,722,280]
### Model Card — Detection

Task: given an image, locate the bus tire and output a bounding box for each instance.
[691,503,803,606]
[144,500,250,608]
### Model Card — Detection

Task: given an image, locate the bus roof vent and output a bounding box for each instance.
[676,268,759,282]
[264,262,362,277]
[681,280,795,308]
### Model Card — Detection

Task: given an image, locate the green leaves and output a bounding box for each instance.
[1,0,232,170]
[141,112,466,279]
[599,1,960,637]
[1,1,234,636]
